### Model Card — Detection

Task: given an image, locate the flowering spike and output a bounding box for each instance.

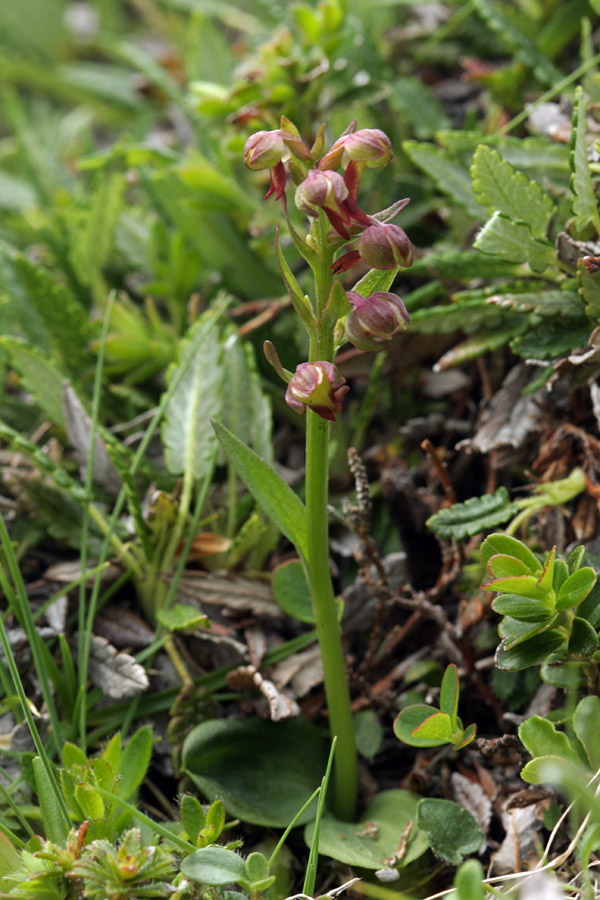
[344,291,410,351]
[285,361,349,422]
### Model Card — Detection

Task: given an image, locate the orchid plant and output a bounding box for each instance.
[216,118,413,822]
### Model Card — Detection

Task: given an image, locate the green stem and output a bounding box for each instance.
[305,413,357,821]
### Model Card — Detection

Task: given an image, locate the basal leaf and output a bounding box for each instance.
[556,567,597,609]
[570,87,600,236]
[394,705,452,748]
[417,798,483,866]
[519,715,579,765]
[70,171,124,290]
[181,846,247,886]
[304,790,428,869]
[471,145,554,236]
[474,212,556,273]
[511,317,591,360]
[427,488,518,540]
[434,323,528,369]
[117,726,154,800]
[183,718,325,828]
[212,420,308,560]
[162,314,224,480]
[403,141,486,219]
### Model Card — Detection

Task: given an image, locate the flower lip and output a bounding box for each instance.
[285,361,348,422]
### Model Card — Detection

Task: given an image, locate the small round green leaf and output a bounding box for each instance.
[480,534,541,574]
[271,559,314,623]
[394,706,453,747]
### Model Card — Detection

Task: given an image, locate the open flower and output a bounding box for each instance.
[243,128,310,200]
[285,361,349,422]
[345,291,410,351]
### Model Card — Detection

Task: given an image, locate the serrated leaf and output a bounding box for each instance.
[556,567,597,609]
[487,289,583,317]
[426,488,518,539]
[570,87,600,236]
[62,383,122,494]
[578,259,600,320]
[435,323,528,369]
[474,212,556,273]
[471,145,554,236]
[15,255,95,375]
[87,634,149,699]
[403,141,486,219]
[162,315,224,480]
[212,421,308,560]
[511,317,591,360]
[410,249,520,280]
[472,0,563,85]
[70,171,124,289]
[410,298,507,337]
[417,798,483,866]
[0,337,67,429]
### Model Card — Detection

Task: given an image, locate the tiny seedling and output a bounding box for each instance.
[393,664,477,750]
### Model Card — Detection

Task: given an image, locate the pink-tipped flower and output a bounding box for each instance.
[319,128,393,171]
[285,361,349,422]
[357,222,413,269]
[243,128,310,200]
[345,291,410,351]
[295,169,350,218]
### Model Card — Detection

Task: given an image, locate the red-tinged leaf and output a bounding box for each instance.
[483,574,548,600]
[487,554,533,579]
[536,546,556,593]
[439,664,459,724]
[480,534,541,574]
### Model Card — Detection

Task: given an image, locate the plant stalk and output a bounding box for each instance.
[305,408,357,821]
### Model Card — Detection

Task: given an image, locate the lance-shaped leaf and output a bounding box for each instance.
[275,227,316,330]
[570,87,600,236]
[439,663,459,725]
[471,145,554,236]
[403,141,486,219]
[162,314,224,480]
[212,420,308,560]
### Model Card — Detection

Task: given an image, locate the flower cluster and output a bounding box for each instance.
[244,118,413,421]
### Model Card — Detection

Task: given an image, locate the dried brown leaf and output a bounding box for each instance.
[174,573,284,619]
[87,634,149,699]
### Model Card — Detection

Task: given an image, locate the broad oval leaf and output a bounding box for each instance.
[483,574,548,600]
[212,420,308,560]
[556,567,597,610]
[271,559,314,623]
[181,846,247,885]
[304,789,428,869]
[182,718,326,827]
[480,534,540,574]
[487,554,533,579]
[520,754,572,785]
[394,705,453,747]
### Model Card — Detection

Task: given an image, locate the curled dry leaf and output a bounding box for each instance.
[226,665,299,721]
[62,382,121,494]
[490,799,541,875]
[174,572,284,619]
[87,634,149,699]
[94,607,155,650]
[271,647,324,699]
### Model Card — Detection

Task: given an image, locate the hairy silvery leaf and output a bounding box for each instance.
[62,382,121,494]
[87,634,149,699]
[162,315,224,479]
